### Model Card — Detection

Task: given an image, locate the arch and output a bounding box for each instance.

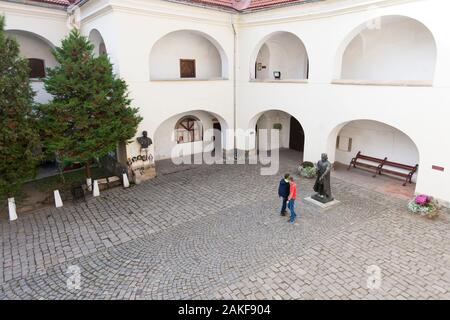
[153,110,230,161]
[327,119,420,186]
[335,15,437,83]
[248,109,305,155]
[5,29,57,72]
[5,29,56,48]
[5,30,57,104]
[250,31,309,80]
[88,29,107,57]
[149,30,229,80]
[175,115,203,144]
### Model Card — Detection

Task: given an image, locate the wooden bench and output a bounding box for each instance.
[348,151,387,177]
[348,151,418,186]
[379,160,418,186]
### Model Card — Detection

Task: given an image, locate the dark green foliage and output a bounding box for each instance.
[38,29,141,177]
[301,161,314,168]
[0,16,40,200]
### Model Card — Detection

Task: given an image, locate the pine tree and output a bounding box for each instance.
[38,29,142,178]
[0,16,40,201]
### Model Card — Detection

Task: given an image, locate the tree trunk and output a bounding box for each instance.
[55,154,65,184]
[85,161,92,179]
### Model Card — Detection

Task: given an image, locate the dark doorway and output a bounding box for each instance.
[289,117,305,152]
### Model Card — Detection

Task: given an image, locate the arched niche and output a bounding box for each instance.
[88,29,107,57]
[336,16,436,84]
[250,32,309,81]
[149,30,229,80]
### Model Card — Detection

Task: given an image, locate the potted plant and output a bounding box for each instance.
[407,194,439,219]
[273,123,282,130]
[298,161,317,179]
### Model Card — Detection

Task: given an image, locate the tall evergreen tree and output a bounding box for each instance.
[0,16,40,201]
[38,29,142,178]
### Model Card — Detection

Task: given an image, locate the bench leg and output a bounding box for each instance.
[408,175,413,184]
[403,177,408,187]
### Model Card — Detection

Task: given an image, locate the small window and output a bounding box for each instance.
[180,59,196,78]
[28,58,45,79]
[337,136,353,152]
[175,117,202,143]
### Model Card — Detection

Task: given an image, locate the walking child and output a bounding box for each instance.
[288,177,297,224]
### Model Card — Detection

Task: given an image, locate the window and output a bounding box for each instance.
[180,59,196,78]
[175,117,202,143]
[336,136,353,152]
[28,58,45,79]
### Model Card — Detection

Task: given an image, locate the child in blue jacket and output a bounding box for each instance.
[278,174,290,216]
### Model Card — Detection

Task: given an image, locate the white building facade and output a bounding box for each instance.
[1,0,450,205]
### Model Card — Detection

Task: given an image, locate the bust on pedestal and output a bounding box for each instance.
[128,131,156,184]
[137,131,153,153]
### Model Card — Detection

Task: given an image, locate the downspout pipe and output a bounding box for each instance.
[231,16,238,160]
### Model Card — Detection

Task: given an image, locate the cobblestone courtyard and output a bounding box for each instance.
[1,150,449,300]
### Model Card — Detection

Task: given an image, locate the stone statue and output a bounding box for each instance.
[312,153,334,203]
[137,131,153,150]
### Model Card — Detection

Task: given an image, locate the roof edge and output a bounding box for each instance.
[3,0,72,10]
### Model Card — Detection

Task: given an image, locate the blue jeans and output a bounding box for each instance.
[288,199,297,223]
[280,197,288,214]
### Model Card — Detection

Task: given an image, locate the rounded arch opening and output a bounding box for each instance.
[5,29,57,74]
[149,30,229,80]
[327,119,420,194]
[335,15,437,83]
[250,32,309,81]
[249,109,305,158]
[174,115,203,145]
[153,110,229,161]
[88,29,107,57]
[5,30,57,104]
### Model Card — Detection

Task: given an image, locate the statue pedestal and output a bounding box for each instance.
[129,160,156,185]
[132,166,156,185]
[304,196,341,210]
[127,149,156,185]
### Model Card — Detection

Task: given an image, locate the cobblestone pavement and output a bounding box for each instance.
[1,150,449,300]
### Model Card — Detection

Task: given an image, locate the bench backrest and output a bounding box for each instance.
[384,161,418,171]
[356,152,386,163]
